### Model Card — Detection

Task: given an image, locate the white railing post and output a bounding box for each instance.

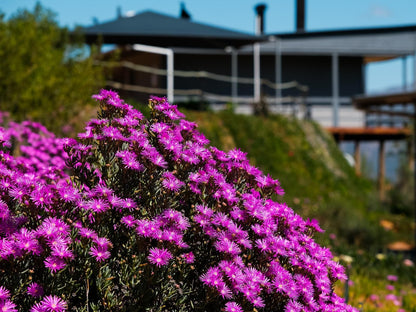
[254,43,261,103]
[133,44,174,103]
[167,50,174,103]
[332,52,339,127]
[272,36,282,109]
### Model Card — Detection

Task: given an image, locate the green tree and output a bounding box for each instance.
[0,3,104,134]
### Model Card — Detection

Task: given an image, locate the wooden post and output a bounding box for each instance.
[408,138,414,171]
[354,140,361,176]
[413,103,416,255]
[378,140,386,201]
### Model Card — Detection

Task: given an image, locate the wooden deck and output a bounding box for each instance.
[326,126,412,202]
[326,126,412,141]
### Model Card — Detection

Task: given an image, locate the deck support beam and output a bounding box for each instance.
[378,140,385,201]
[354,140,361,176]
[413,103,416,255]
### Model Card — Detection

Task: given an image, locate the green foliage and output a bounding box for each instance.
[385,157,414,217]
[0,3,104,135]
[331,250,416,311]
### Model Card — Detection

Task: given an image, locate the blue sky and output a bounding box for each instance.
[2,0,416,93]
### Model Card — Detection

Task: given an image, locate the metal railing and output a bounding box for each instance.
[95,60,308,112]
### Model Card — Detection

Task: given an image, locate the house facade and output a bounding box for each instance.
[82,8,416,128]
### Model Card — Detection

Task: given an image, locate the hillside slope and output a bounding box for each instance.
[185,110,385,248]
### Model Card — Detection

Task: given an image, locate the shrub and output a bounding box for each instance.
[0,3,104,135]
[0,90,357,311]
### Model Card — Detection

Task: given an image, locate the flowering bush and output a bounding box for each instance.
[0,90,357,311]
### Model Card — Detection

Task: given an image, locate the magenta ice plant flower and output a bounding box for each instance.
[89,246,110,262]
[0,286,10,300]
[387,274,398,282]
[224,301,243,312]
[0,91,358,311]
[44,256,66,273]
[27,283,44,297]
[40,295,67,312]
[148,247,172,267]
[0,299,17,312]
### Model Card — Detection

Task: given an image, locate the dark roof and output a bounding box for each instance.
[238,24,416,57]
[353,91,416,108]
[274,24,416,39]
[82,11,262,48]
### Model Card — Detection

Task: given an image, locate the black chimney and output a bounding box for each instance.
[296,0,305,32]
[255,3,267,35]
[117,6,122,19]
[180,2,191,20]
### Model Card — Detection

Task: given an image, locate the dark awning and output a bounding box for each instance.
[353,91,416,118]
[81,11,263,49]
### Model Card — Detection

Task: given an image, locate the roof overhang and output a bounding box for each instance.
[84,33,263,49]
[353,91,416,118]
[239,25,416,58]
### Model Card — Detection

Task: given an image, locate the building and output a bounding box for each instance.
[81,1,416,127]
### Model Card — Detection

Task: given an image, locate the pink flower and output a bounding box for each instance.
[93,236,111,249]
[79,227,97,239]
[40,295,67,312]
[214,238,241,255]
[251,296,265,308]
[181,252,195,264]
[369,294,379,301]
[150,122,169,134]
[51,245,73,259]
[30,302,45,312]
[116,150,144,171]
[218,284,232,299]
[148,247,172,267]
[385,293,398,301]
[44,256,66,272]
[0,286,10,300]
[121,215,137,227]
[0,299,17,312]
[387,275,398,282]
[27,282,44,297]
[162,172,185,191]
[86,199,109,213]
[224,302,243,312]
[200,267,223,287]
[102,126,124,140]
[89,246,110,262]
